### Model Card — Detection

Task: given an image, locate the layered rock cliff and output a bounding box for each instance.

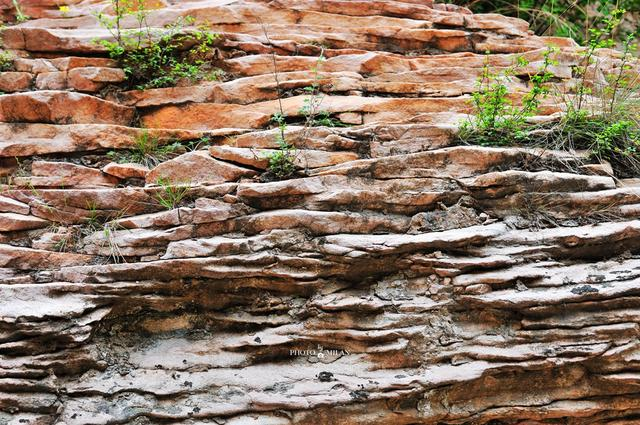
[1,1,640,424]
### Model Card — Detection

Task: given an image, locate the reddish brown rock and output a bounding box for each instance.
[13,161,119,188]
[102,162,149,180]
[0,91,135,125]
[140,103,271,130]
[0,195,30,214]
[209,145,359,170]
[0,212,48,231]
[0,123,207,157]
[146,151,257,185]
[35,71,67,90]
[0,244,92,269]
[68,67,126,92]
[0,72,33,92]
[51,57,118,71]
[1,1,640,424]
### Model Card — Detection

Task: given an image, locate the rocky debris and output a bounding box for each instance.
[0,1,639,424]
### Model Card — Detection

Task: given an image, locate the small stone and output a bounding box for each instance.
[318,371,334,382]
[222,194,238,204]
[335,112,362,125]
[465,283,491,295]
[0,72,32,92]
[68,67,126,92]
[0,213,49,231]
[146,151,257,185]
[103,162,150,180]
[451,355,471,365]
[35,71,67,90]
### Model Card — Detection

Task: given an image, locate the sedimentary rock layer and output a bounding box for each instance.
[0,1,639,424]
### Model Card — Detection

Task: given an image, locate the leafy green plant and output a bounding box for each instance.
[263,114,297,179]
[605,33,639,116]
[183,135,212,152]
[569,9,628,113]
[548,8,640,176]
[460,8,640,177]
[107,130,182,167]
[264,113,296,179]
[95,0,220,90]
[459,46,558,146]
[0,50,14,72]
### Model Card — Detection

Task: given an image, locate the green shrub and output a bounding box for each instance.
[459,46,557,146]
[266,140,296,179]
[95,0,220,90]
[459,8,640,177]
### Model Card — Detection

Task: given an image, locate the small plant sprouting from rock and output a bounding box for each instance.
[154,178,191,211]
[12,0,29,23]
[258,19,297,180]
[50,201,128,263]
[59,5,71,17]
[107,130,182,167]
[266,113,297,179]
[299,49,347,128]
[94,0,221,90]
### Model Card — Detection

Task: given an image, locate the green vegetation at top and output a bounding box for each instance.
[458,8,640,177]
[95,0,221,90]
[446,0,639,45]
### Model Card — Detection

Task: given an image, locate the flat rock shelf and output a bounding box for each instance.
[1,1,640,424]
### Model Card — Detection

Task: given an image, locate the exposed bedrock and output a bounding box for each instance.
[1,1,640,424]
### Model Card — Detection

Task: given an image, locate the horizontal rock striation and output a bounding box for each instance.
[1,1,640,424]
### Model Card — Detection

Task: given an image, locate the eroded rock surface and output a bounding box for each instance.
[1,1,640,424]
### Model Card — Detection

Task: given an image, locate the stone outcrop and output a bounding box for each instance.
[1,1,639,424]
